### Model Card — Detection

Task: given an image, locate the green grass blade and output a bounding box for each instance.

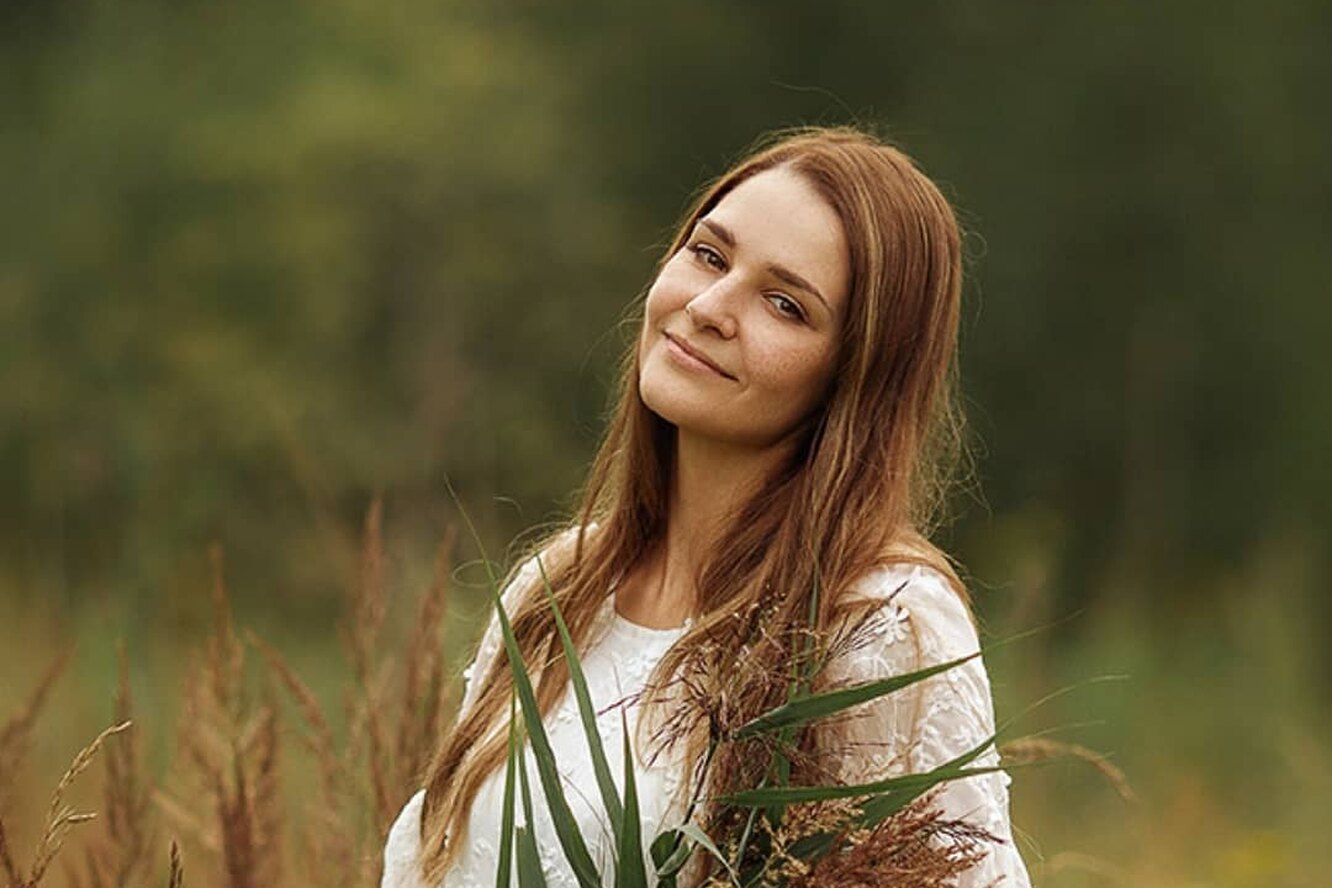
[734,805,771,888]
[650,736,719,881]
[515,743,550,888]
[727,763,1007,807]
[496,694,519,888]
[515,827,548,888]
[749,738,1006,877]
[614,708,647,888]
[535,556,624,841]
[677,823,737,883]
[649,831,691,881]
[648,823,737,886]
[498,595,600,887]
[443,480,600,887]
[650,831,678,871]
[733,651,980,738]
[717,733,1000,806]
[858,731,1002,827]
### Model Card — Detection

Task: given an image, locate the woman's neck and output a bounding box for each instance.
[618,430,791,629]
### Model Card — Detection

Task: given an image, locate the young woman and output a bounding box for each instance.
[381,127,1032,887]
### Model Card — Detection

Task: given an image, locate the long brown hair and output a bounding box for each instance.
[417,125,971,882]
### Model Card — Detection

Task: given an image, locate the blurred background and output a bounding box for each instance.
[2,1,1328,885]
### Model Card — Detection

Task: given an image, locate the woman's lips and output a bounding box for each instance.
[664,333,735,380]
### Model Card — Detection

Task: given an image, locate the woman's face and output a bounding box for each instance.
[638,166,850,451]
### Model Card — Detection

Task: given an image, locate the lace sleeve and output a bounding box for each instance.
[817,563,1032,888]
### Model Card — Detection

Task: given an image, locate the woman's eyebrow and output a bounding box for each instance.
[768,265,831,316]
[698,218,737,248]
[698,218,832,316]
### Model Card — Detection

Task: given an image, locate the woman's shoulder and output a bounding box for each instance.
[500,522,600,604]
[510,521,599,577]
[841,539,967,612]
[835,553,980,666]
[381,789,427,887]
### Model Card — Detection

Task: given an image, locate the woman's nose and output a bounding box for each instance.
[684,279,739,339]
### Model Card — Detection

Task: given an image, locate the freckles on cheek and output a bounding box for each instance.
[761,345,819,379]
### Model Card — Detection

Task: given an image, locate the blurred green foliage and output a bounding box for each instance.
[2,0,1329,884]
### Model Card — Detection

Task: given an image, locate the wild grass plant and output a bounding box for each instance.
[0,499,1097,887]
[0,499,454,887]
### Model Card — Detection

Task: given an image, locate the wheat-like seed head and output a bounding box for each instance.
[1000,736,1136,803]
[166,840,183,888]
[25,722,130,887]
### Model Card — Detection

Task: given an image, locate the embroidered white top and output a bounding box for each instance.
[381,557,1032,888]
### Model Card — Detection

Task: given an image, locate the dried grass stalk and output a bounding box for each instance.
[7,722,132,888]
[396,527,456,793]
[690,794,998,888]
[105,646,153,885]
[349,497,388,688]
[7,510,465,887]
[208,546,245,725]
[161,544,284,888]
[1001,736,1136,803]
[151,791,219,857]
[0,651,71,807]
[248,635,344,810]
[167,839,183,888]
[67,645,155,888]
[0,817,24,888]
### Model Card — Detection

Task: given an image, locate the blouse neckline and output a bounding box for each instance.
[607,600,692,641]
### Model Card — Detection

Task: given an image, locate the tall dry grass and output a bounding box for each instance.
[0,498,455,887]
[0,500,1123,887]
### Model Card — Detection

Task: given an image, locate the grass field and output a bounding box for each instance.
[2,508,1326,887]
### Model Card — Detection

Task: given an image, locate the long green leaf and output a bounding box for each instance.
[749,738,1005,879]
[650,831,678,872]
[834,733,1011,868]
[717,734,1000,806]
[614,708,647,888]
[733,651,981,739]
[501,613,598,887]
[649,831,691,882]
[496,694,519,888]
[650,736,718,881]
[782,758,981,865]
[515,743,549,888]
[535,556,625,841]
[515,827,547,888]
[678,823,737,883]
[444,482,600,888]
[732,805,761,878]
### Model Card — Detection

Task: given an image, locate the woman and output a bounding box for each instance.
[382,126,1032,886]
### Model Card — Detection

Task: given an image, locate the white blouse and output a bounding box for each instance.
[381,558,1032,887]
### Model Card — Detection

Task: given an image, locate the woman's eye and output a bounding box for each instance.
[768,294,806,322]
[689,243,726,271]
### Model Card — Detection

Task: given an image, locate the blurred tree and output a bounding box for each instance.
[0,0,1327,669]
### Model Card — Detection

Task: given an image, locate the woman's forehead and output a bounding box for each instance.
[701,168,850,315]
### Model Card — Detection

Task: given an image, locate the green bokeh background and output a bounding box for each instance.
[3,1,1328,884]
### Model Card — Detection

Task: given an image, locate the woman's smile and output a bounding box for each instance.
[663,332,736,380]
